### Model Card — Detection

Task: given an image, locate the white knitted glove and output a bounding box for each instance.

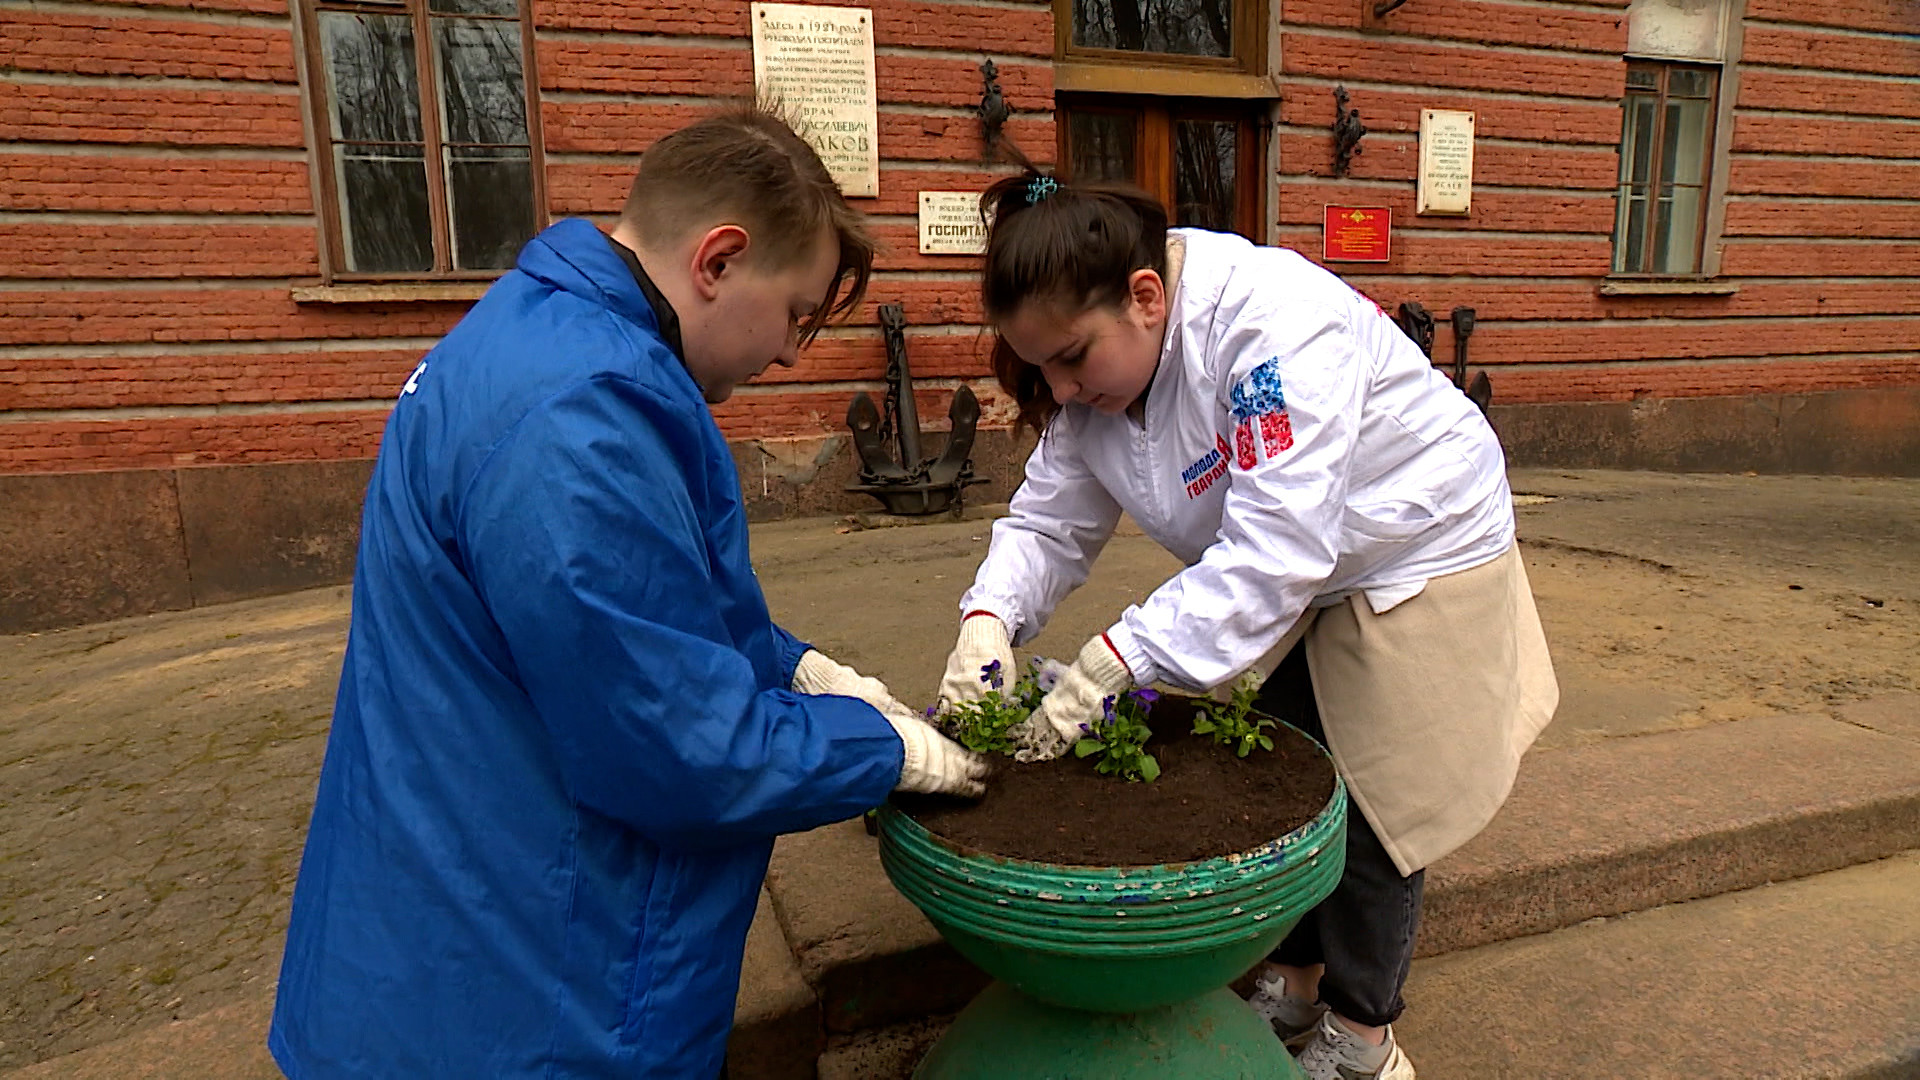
[935,613,1017,707]
[791,649,908,714]
[791,651,986,798]
[1011,634,1134,762]
[882,705,989,798]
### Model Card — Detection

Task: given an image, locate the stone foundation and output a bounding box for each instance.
[5,386,1917,633]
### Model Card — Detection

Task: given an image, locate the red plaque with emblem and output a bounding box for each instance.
[1323,205,1392,263]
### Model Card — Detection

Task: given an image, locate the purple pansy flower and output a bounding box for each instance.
[979,658,1004,690]
[1129,688,1160,706]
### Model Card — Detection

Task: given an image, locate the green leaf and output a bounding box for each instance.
[1138,754,1161,782]
[1074,738,1102,758]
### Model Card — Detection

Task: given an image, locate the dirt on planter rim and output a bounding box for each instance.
[897,696,1338,867]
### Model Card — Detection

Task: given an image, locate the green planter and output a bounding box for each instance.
[877,723,1347,1080]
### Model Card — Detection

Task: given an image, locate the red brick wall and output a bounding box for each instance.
[3,0,1916,475]
[1274,0,1920,405]
[0,0,1052,473]
[534,0,1054,440]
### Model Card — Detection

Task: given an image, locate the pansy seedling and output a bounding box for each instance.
[1074,688,1160,782]
[1192,671,1276,759]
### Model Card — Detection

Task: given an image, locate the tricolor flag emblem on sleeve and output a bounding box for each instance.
[1228,358,1294,468]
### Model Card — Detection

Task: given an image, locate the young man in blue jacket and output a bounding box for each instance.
[269,109,986,1079]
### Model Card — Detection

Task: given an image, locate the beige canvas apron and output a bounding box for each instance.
[1263,544,1558,876]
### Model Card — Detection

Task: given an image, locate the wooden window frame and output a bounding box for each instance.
[1611,59,1720,279]
[295,0,549,283]
[1058,95,1264,241]
[1053,0,1267,83]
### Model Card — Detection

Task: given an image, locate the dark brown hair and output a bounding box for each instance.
[621,105,874,344]
[980,172,1169,433]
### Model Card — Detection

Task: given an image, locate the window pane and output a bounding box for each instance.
[1653,184,1703,273]
[1667,66,1714,98]
[447,148,535,270]
[1614,187,1648,272]
[430,0,517,15]
[433,17,529,146]
[1069,111,1137,183]
[1660,96,1712,187]
[1621,93,1657,185]
[1614,92,1658,272]
[1072,0,1231,58]
[320,12,422,145]
[1174,119,1236,232]
[1651,95,1712,272]
[1626,65,1659,90]
[338,150,434,273]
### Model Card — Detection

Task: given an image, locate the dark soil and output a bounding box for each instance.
[896,696,1337,867]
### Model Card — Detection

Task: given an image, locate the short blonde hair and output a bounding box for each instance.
[621,106,875,344]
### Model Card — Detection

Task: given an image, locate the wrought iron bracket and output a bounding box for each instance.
[1361,0,1412,31]
[1332,85,1367,178]
[978,59,1011,159]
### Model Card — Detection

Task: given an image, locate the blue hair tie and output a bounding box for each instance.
[1025,175,1059,205]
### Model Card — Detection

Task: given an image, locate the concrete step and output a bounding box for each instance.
[1420,709,1920,956]
[1395,849,1920,1079]
[761,709,1920,1052]
[819,851,1920,1079]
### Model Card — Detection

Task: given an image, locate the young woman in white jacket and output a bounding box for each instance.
[937,173,1559,1080]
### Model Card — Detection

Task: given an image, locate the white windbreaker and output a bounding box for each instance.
[960,228,1515,691]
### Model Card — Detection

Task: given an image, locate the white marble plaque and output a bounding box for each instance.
[917,191,988,255]
[751,2,880,197]
[1417,109,1474,216]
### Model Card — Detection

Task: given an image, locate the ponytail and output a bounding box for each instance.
[978,171,1168,434]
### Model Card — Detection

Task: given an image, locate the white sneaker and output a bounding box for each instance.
[1294,1010,1416,1080]
[1245,973,1326,1048]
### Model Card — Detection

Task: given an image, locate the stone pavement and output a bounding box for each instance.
[2,469,1917,1077]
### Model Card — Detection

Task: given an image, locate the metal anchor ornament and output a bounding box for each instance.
[846,303,985,515]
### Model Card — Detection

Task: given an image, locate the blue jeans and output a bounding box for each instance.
[1256,641,1424,1029]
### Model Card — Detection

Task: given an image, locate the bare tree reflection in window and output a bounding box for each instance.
[435,16,534,268]
[1174,119,1235,232]
[1073,0,1231,58]
[1069,112,1137,183]
[322,12,433,272]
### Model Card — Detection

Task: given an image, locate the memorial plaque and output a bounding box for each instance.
[751,2,879,197]
[918,191,989,255]
[1417,109,1474,216]
[1323,205,1391,263]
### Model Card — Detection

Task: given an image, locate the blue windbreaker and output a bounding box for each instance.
[269,219,902,1078]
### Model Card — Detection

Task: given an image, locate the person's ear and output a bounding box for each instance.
[690,225,752,301]
[1126,268,1167,330]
